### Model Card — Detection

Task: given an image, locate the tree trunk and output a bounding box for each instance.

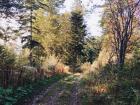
[118,41,126,70]
[29,52,33,66]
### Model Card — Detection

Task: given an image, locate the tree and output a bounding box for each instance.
[20,0,64,66]
[83,36,102,63]
[105,0,140,69]
[21,35,45,67]
[0,27,19,45]
[0,0,24,17]
[33,8,73,63]
[70,5,87,66]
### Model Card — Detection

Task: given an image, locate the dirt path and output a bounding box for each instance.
[26,74,82,105]
[69,82,81,105]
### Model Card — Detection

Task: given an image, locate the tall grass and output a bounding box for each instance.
[80,61,140,105]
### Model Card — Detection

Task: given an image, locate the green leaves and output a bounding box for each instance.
[0,74,65,105]
[0,87,17,105]
[0,45,16,69]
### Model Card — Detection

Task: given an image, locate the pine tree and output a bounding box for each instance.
[69,2,87,67]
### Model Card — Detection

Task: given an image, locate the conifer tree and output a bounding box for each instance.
[69,0,87,67]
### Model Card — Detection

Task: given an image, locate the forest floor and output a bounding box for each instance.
[26,73,83,105]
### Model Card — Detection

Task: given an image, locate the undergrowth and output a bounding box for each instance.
[80,63,140,105]
[0,74,66,105]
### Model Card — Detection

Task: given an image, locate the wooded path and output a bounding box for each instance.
[26,74,82,105]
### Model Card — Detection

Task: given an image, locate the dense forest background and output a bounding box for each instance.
[0,0,140,105]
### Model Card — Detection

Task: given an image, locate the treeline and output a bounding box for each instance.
[0,0,140,105]
[0,0,100,104]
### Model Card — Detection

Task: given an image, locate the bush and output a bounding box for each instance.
[42,55,70,76]
[0,74,66,105]
[80,62,140,105]
[0,45,16,69]
[42,55,59,71]
[80,62,91,73]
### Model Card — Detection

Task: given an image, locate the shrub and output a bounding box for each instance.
[41,55,70,76]
[0,45,16,69]
[0,74,66,105]
[80,62,91,73]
